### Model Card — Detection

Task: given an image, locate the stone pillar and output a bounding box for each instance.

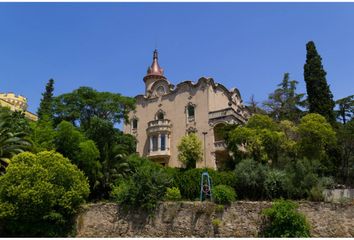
[158,133,161,151]
[166,134,169,150]
[149,136,153,152]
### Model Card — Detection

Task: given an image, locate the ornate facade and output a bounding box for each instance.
[0,92,38,121]
[124,50,249,169]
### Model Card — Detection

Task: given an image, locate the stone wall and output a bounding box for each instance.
[323,189,354,203]
[76,201,354,237]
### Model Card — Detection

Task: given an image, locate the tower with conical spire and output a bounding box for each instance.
[143,49,167,95]
[124,49,250,169]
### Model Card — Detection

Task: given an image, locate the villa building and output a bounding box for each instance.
[0,92,38,121]
[124,50,249,169]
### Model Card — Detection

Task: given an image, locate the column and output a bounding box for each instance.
[166,134,169,150]
[158,133,161,151]
[149,136,153,152]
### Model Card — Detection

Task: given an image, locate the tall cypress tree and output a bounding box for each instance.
[304,41,335,123]
[37,79,55,120]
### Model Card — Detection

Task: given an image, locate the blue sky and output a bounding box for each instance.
[0,3,353,122]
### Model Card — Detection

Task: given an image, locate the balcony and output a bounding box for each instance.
[214,140,227,151]
[147,119,172,134]
[147,148,171,158]
[209,107,246,125]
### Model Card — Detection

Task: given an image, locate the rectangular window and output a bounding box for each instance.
[132,119,138,129]
[187,105,195,122]
[152,136,158,151]
[161,134,166,151]
[188,105,195,117]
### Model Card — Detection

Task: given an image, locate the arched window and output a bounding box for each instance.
[157,112,164,120]
[156,110,165,120]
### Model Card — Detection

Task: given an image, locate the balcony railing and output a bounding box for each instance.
[148,119,171,127]
[208,107,246,123]
[214,140,227,151]
[147,119,172,134]
[147,148,171,158]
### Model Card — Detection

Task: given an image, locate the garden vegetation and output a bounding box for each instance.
[0,41,352,236]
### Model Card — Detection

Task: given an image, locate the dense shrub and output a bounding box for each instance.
[308,176,334,202]
[308,185,324,202]
[261,199,310,237]
[234,159,267,199]
[212,185,236,204]
[111,156,171,213]
[212,171,236,189]
[170,168,235,200]
[264,169,288,199]
[165,187,182,201]
[318,176,335,189]
[173,168,205,200]
[283,159,319,199]
[0,151,90,236]
[164,167,181,188]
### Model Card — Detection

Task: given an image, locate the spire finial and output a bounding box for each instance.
[145,49,164,77]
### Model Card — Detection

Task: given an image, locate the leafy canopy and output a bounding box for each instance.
[263,73,305,122]
[177,133,203,169]
[52,86,135,129]
[297,113,336,160]
[227,115,286,164]
[0,151,89,236]
[335,95,354,124]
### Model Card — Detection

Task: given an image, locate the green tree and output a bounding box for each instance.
[336,119,354,185]
[76,140,102,189]
[0,106,31,134]
[278,120,299,162]
[53,121,102,195]
[52,87,135,130]
[29,117,57,152]
[51,88,136,198]
[84,117,136,198]
[177,133,203,169]
[227,115,285,165]
[335,95,354,124]
[304,41,335,123]
[0,110,31,174]
[0,151,89,236]
[55,121,85,161]
[263,73,305,122]
[247,94,266,115]
[297,113,336,161]
[37,79,55,121]
[227,126,265,162]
